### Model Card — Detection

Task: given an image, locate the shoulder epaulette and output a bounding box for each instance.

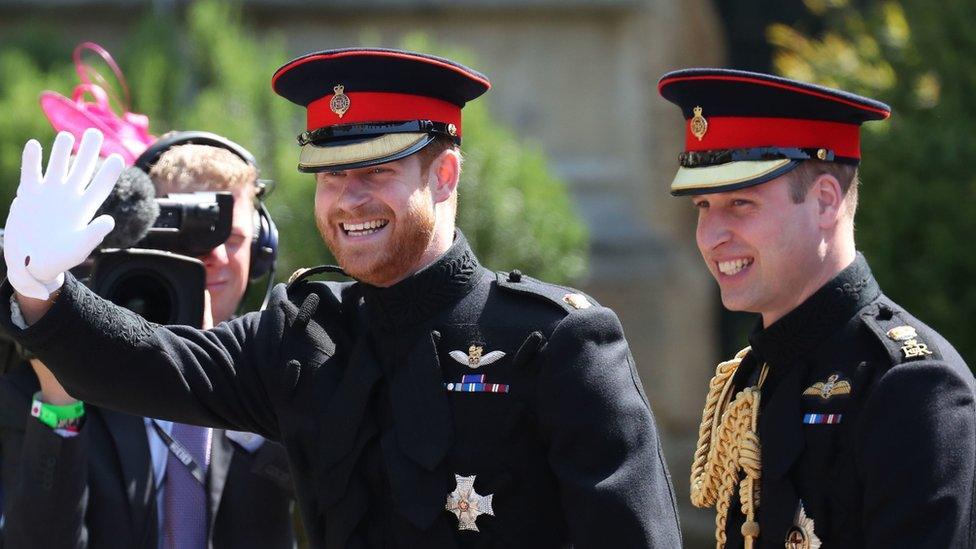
[495,269,599,314]
[860,302,943,364]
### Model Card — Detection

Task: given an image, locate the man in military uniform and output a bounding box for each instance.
[0,49,681,547]
[659,68,976,548]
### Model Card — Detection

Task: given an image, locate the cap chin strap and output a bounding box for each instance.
[679,147,862,168]
[298,120,459,147]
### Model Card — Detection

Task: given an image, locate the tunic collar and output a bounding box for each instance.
[748,253,880,366]
[360,229,480,331]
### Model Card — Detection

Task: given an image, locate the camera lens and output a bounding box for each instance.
[104,269,176,324]
[90,249,206,328]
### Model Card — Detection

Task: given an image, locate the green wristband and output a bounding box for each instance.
[30,392,85,431]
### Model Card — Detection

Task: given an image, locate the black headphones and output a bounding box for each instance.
[134,131,279,281]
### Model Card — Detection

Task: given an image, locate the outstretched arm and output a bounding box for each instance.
[0,130,316,438]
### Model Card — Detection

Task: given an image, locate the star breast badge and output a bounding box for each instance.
[785,501,822,549]
[449,345,506,370]
[445,474,495,531]
[802,373,852,401]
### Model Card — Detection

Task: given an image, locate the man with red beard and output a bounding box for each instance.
[0,49,681,547]
[661,69,976,548]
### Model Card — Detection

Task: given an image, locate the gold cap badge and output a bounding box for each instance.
[690,106,708,141]
[330,84,350,118]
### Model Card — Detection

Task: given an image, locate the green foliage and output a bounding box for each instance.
[397,34,588,283]
[0,0,587,302]
[770,0,976,363]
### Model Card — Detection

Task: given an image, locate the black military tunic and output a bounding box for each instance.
[0,231,681,548]
[721,254,976,548]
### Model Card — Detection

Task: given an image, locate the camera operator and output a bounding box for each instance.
[0,132,296,549]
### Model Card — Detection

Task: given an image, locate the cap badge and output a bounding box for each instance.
[330,84,350,118]
[802,373,851,401]
[449,345,506,369]
[445,474,494,531]
[785,501,821,549]
[886,325,935,359]
[690,106,708,141]
[563,293,591,310]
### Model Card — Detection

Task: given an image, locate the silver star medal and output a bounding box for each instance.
[445,474,494,531]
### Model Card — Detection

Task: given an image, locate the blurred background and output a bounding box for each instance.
[0,0,973,546]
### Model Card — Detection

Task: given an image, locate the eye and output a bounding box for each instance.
[225,234,246,250]
[693,200,709,210]
[369,167,390,175]
[731,198,752,207]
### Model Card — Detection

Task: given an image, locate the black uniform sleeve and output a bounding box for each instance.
[856,360,976,548]
[0,373,89,549]
[0,274,308,439]
[536,306,682,548]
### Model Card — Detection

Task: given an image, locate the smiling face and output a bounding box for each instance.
[314,150,458,287]
[693,174,827,326]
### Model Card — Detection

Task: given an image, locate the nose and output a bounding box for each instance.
[696,210,732,253]
[335,177,371,213]
[200,243,229,268]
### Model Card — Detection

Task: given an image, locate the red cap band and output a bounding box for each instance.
[307,92,462,134]
[685,116,862,159]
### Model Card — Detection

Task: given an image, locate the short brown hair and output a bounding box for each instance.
[788,160,859,215]
[149,143,258,199]
[416,135,462,174]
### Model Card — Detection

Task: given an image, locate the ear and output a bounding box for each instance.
[429,149,460,204]
[812,172,844,229]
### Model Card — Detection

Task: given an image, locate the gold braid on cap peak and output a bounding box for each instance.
[691,347,767,549]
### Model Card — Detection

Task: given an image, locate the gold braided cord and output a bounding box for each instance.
[689,347,767,549]
[691,347,750,508]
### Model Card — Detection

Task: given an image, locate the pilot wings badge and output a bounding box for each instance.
[802,373,852,401]
[449,345,506,370]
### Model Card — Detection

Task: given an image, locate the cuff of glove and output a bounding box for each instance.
[42,273,66,296]
[35,273,65,299]
[11,270,65,301]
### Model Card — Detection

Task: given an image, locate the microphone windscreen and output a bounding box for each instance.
[96,166,160,249]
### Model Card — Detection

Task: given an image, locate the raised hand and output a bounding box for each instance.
[4,129,122,299]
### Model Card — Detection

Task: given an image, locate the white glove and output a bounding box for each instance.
[4,129,121,299]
